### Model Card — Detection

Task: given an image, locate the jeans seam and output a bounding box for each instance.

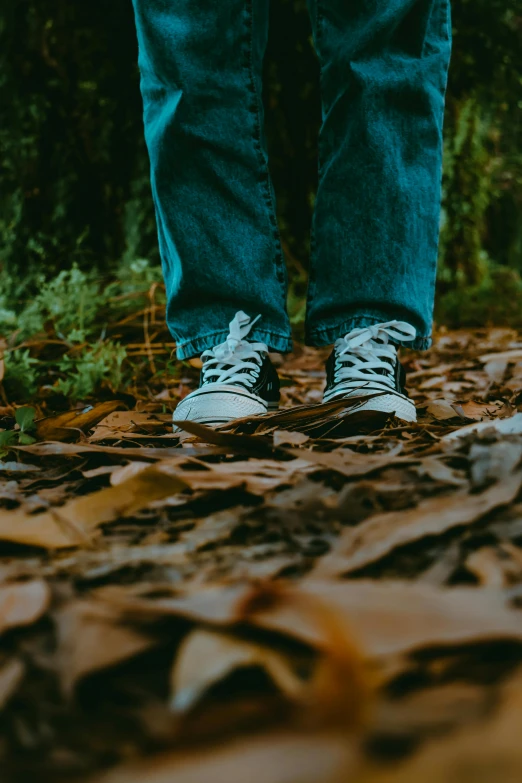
[175,328,293,360]
[176,326,292,349]
[244,0,287,305]
[306,314,432,350]
[422,0,450,61]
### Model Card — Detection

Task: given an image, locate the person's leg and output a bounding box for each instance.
[305,0,452,350]
[132,0,292,360]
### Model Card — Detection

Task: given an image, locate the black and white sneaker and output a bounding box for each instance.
[173,311,280,431]
[323,321,417,423]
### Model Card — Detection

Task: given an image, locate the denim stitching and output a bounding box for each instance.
[176,328,293,360]
[307,313,432,351]
[243,0,287,303]
[422,0,451,61]
[176,325,292,349]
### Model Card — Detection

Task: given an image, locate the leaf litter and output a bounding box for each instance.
[2,329,522,780]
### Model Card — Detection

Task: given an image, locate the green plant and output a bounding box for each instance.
[55,341,127,399]
[0,406,36,458]
[15,265,105,342]
[2,349,39,401]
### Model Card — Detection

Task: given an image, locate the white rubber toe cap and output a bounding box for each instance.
[173,385,272,432]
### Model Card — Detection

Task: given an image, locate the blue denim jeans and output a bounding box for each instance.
[132,0,452,359]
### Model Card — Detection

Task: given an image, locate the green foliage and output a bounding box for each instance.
[3,349,39,401]
[55,342,127,399]
[13,266,104,342]
[15,406,36,434]
[437,265,522,328]
[1,258,165,403]
[439,98,494,288]
[0,406,36,457]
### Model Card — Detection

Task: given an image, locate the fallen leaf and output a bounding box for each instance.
[0,466,188,549]
[470,440,522,488]
[0,461,41,473]
[375,682,490,738]
[172,419,282,458]
[452,400,503,421]
[484,358,508,384]
[465,545,522,588]
[313,470,522,578]
[170,629,306,713]
[249,580,522,659]
[54,600,158,694]
[96,578,522,663]
[15,441,224,461]
[35,401,126,442]
[273,430,310,447]
[357,672,522,783]
[0,658,25,711]
[416,457,467,486]
[479,348,522,363]
[89,411,172,442]
[0,580,50,635]
[88,728,358,783]
[425,399,460,421]
[443,412,522,442]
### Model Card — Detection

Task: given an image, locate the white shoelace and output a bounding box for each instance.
[200,311,268,387]
[332,320,416,393]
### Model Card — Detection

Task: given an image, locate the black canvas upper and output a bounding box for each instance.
[200,353,280,405]
[325,345,409,398]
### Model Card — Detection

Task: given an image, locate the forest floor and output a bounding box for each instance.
[2,326,522,781]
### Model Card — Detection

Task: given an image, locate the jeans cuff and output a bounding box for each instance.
[175,327,294,360]
[306,313,432,351]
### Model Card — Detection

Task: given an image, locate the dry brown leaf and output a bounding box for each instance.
[95,582,251,625]
[470,440,522,488]
[172,419,281,457]
[465,545,522,588]
[313,470,522,578]
[89,411,171,442]
[224,396,392,438]
[425,399,460,421]
[273,430,310,447]
[0,580,50,635]
[54,600,158,694]
[16,442,186,459]
[452,400,503,421]
[483,358,508,383]
[375,682,490,738]
[110,461,153,485]
[158,457,315,495]
[416,457,467,486]
[356,672,522,783]
[443,412,522,442]
[170,628,306,713]
[283,448,418,480]
[96,578,522,664]
[0,466,188,549]
[89,728,358,783]
[0,658,25,711]
[36,401,126,441]
[479,348,522,363]
[249,580,522,659]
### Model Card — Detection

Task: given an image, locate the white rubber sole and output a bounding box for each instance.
[173,385,278,432]
[324,390,417,423]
